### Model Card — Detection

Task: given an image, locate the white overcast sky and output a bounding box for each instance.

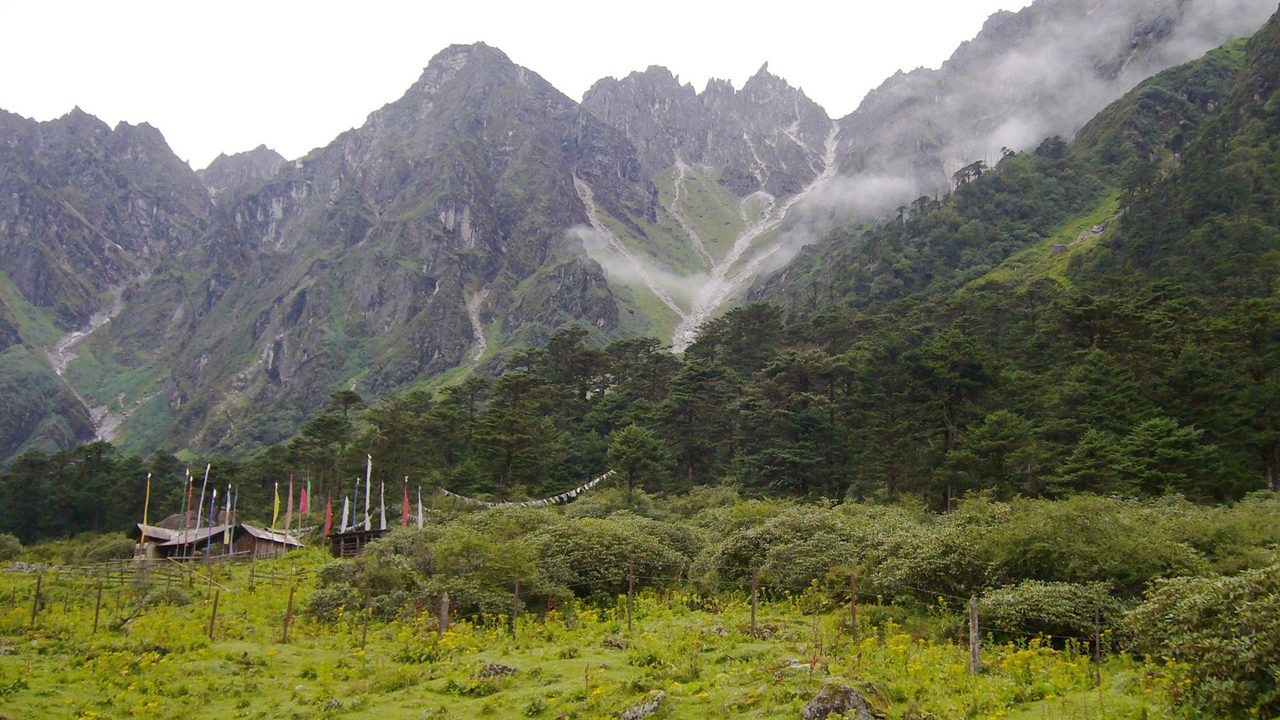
[0,0,1032,169]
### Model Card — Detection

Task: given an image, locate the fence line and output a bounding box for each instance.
[7,550,1113,684]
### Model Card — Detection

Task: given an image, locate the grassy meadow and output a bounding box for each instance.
[0,548,1179,720]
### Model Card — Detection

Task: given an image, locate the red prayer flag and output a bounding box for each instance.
[299,487,309,516]
[323,498,333,537]
[401,483,409,527]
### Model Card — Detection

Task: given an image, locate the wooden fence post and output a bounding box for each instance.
[29,573,42,629]
[1094,602,1103,687]
[438,591,450,637]
[281,582,296,644]
[750,569,758,636]
[512,580,521,638]
[208,590,220,641]
[850,572,859,643]
[627,560,635,632]
[968,596,981,673]
[92,575,104,634]
[361,591,372,650]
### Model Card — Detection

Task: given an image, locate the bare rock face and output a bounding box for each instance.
[0,107,211,327]
[198,145,285,199]
[582,63,832,197]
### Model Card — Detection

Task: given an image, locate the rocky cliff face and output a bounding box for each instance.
[198,145,285,199]
[95,43,650,452]
[583,64,832,197]
[0,108,211,327]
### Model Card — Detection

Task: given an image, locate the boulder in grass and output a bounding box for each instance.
[620,690,665,720]
[801,683,880,720]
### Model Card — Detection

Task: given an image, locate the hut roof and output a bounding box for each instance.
[158,524,232,547]
[239,524,304,548]
[134,523,181,542]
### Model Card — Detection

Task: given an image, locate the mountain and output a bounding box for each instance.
[0,0,1274,461]
[198,145,285,198]
[581,64,837,350]
[0,107,212,457]
[85,43,658,453]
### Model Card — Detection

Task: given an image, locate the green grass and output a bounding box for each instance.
[0,269,62,348]
[0,550,1178,720]
[969,192,1122,290]
[663,166,751,261]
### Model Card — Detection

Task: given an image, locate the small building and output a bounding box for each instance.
[130,522,302,561]
[328,528,386,558]
[132,523,181,560]
[232,524,304,559]
[157,524,234,560]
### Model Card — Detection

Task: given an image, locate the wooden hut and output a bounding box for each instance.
[232,524,304,559]
[157,524,234,560]
[328,527,386,558]
[132,523,180,560]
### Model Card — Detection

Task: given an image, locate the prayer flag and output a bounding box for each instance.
[379,481,386,530]
[285,476,294,531]
[364,455,372,531]
[323,497,333,537]
[402,479,409,528]
[272,482,280,529]
[195,464,210,532]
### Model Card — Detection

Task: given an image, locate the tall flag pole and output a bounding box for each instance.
[271,482,280,530]
[141,472,152,527]
[182,468,193,558]
[364,455,372,531]
[223,484,233,546]
[323,496,333,537]
[401,477,409,528]
[205,488,217,560]
[417,486,423,529]
[379,481,386,530]
[285,474,294,532]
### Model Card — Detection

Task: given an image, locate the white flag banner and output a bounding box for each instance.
[438,470,614,509]
[340,496,350,533]
[364,455,372,531]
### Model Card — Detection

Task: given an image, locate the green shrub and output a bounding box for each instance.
[142,587,193,607]
[0,533,21,561]
[530,516,688,596]
[306,583,362,622]
[978,580,1125,642]
[1126,563,1280,718]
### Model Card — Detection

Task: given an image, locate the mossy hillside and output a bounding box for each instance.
[967,192,1123,291]
[653,165,752,263]
[0,550,1175,720]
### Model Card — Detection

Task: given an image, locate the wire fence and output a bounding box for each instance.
[4,547,1111,682]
